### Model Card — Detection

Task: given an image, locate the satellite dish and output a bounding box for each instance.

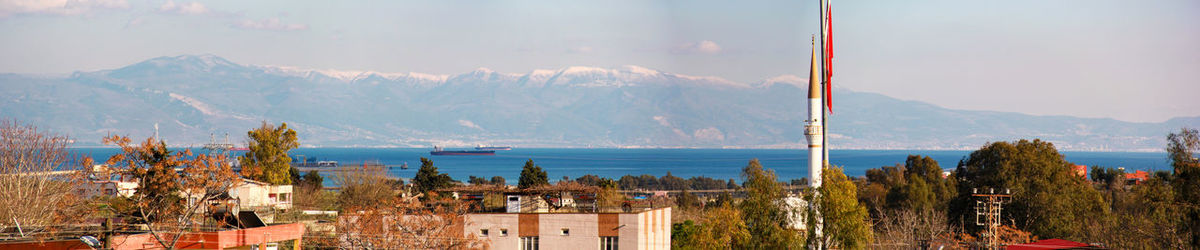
[80,236,101,248]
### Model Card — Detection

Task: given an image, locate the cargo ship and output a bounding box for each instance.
[475,144,513,150]
[430,146,495,156]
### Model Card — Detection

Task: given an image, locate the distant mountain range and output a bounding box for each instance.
[1,55,1194,151]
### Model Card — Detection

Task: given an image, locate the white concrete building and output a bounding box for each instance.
[227,178,293,210]
[463,207,671,250]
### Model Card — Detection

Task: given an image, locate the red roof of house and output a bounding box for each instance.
[1125,170,1149,181]
[1007,238,1103,250]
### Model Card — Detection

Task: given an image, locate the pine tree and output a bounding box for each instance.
[518,159,548,189]
[413,157,452,194]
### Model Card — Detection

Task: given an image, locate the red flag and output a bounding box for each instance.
[823,2,834,114]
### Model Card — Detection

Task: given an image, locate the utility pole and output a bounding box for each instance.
[973,188,1011,250]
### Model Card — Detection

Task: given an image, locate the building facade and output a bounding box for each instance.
[227,178,294,210]
[463,207,671,250]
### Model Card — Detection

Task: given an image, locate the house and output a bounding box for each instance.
[1073,165,1088,178]
[464,207,671,250]
[227,178,294,211]
[438,183,672,249]
[75,165,138,198]
[75,179,138,198]
[1125,170,1149,185]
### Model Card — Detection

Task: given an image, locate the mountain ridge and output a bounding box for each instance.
[1,54,1194,151]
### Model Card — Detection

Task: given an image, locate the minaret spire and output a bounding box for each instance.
[805,35,825,248]
[805,36,823,188]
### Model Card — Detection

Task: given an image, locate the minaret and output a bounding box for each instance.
[805,37,825,247]
[805,38,824,188]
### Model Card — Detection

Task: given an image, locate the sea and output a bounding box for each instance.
[67,148,1171,186]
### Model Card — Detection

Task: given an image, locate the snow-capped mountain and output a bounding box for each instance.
[1,54,1194,151]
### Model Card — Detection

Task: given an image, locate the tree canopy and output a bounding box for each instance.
[413,157,453,194]
[738,159,803,248]
[518,159,549,189]
[818,165,873,248]
[1168,127,1200,244]
[238,122,299,185]
[949,139,1106,239]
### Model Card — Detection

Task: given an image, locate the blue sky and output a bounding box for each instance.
[1,0,1197,122]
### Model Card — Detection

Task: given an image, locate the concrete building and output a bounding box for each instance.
[75,165,138,198]
[463,207,671,250]
[76,179,138,198]
[227,178,294,211]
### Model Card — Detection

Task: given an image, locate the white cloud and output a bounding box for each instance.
[458,119,483,130]
[673,40,722,55]
[233,17,308,31]
[158,0,208,15]
[652,115,671,127]
[0,0,129,17]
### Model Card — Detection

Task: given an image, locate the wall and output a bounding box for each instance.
[465,207,671,250]
[539,213,599,250]
[463,213,520,249]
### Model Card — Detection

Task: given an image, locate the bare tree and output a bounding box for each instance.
[873,208,960,248]
[101,135,239,249]
[334,163,402,210]
[0,120,88,238]
[332,198,487,250]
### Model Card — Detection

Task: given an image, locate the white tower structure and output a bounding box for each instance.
[805,38,824,189]
[804,37,825,247]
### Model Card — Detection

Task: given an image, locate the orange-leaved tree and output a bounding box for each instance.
[102,134,239,249]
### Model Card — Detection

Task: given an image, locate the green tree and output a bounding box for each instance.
[518,159,548,189]
[896,155,956,211]
[299,170,324,190]
[738,159,803,249]
[489,176,506,185]
[1168,127,1200,244]
[468,176,489,185]
[676,189,701,210]
[677,204,751,249]
[238,122,299,185]
[413,157,452,194]
[816,166,873,248]
[949,139,1107,239]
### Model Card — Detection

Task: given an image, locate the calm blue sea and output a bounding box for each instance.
[67,148,1170,185]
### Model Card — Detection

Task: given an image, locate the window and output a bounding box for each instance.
[480,229,489,236]
[520,236,539,250]
[601,236,618,250]
[279,193,290,202]
[560,228,570,236]
[499,229,508,236]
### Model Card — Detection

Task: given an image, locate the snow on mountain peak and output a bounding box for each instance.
[755,74,806,88]
[621,65,661,75]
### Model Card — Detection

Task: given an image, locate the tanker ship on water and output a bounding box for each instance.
[430,146,495,156]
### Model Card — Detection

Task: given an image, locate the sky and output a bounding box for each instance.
[1,0,1197,123]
